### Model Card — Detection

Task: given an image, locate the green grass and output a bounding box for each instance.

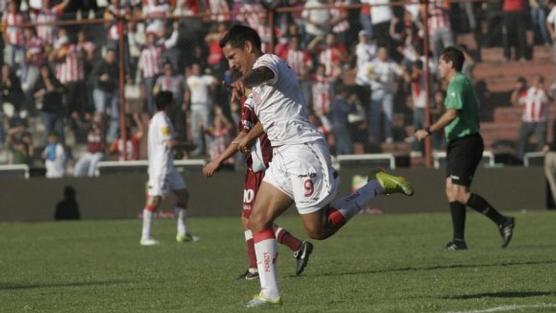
[1,211,555,313]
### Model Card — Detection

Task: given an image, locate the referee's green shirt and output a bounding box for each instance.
[443,72,480,143]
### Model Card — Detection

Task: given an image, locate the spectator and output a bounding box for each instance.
[0,64,25,112]
[109,113,144,161]
[422,0,454,60]
[364,0,393,52]
[52,28,87,125]
[330,0,350,44]
[390,9,420,68]
[74,114,105,177]
[318,33,346,78]
[430,89,445,151]
[403,60,426,156]
[206,0,230,23]
[185,63,217,156]
[143,0,170,37]
[301,0,331,48]
[8,132,33,165]
[105,0,131,49]
[42,131,66,178]
[531,0,550,46]
[32,0,70,46]
[502,0,528,61]
[355,30,377,69]
[204,23,228,75]
[516,75,552,160]
[311,63,334,132]
[139,23,179,115]
[205,107,234,168]
[91,48,119,142]
[236,2,272,51]
[2,1,25,70]
[22,27,47,108]
[510,76,528,106]
[357,47,403,144]
[328,85,355,155]
[283,36,313,109]
[34,64,66,144]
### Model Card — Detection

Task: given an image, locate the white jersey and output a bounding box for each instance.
[148,111,174,178]
[251,54,323,146]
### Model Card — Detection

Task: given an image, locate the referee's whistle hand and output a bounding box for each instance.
[414,129,429,142]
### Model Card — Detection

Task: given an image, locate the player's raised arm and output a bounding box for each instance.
[236,122,264,154]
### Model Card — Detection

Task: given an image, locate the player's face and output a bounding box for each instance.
[222,43,254,76]
[437,57,451,79]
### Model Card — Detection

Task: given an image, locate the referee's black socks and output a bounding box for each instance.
[466,193,506,225]
[450,202,466,241]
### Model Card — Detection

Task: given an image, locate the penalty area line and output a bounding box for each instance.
[446,303,556,313]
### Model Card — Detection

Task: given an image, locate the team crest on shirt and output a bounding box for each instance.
[161,127,170,136]
[451,92,456,97]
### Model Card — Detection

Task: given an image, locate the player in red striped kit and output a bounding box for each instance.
[203,90,313,280]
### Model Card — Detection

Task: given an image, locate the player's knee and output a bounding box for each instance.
[247,213,273,233]
[304,224,326,240]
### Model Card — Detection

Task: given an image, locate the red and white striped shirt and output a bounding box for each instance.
[319,46,345,78]
[55,45,85,84]
[139,45,163,78]
[427,0,451,33]
[312,74,333,117]
[35,7,63,45]
[237,4,271,52]
[106,5,129,41]
[2,13,24,45]
[25,35,47,67]
[522,87,549,122]
[286,49,311,77]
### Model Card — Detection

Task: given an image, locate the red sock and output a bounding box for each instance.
[245,230,257,269]
[145,204,157,213]
[327,207,346,227]
[275,226,302,251]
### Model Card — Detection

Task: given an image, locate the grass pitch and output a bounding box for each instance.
[0,210,555,313]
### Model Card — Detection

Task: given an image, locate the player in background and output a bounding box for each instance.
[415,47,515,250]
[203,89,313,280]
[140,91,199,246]
[220,25,414,307]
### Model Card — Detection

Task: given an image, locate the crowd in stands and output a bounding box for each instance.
[0,0,554,177]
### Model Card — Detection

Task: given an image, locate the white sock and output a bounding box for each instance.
[331,179,383,222]
[254,230,279,300]
[244,229,253,241]
[176,207,187,236]
[141,209,154,240]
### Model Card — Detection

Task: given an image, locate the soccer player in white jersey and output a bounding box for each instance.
[140,91,199,246]
[220,25,415,307]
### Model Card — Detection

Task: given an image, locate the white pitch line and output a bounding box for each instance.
[446,303,556,313]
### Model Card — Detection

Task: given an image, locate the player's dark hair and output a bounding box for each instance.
[219,24,262,51]
[155,91,173,111]
[440,47,465,72]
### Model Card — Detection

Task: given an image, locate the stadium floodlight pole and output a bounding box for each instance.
[422,0,433,168]
[117,9,128,160]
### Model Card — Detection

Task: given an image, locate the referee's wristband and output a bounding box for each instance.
[425,127,432,135]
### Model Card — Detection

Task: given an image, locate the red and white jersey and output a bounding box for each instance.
[55,45,85,84]
[112,135,141,161]
[250,54,324,146]
[140,45,163,78]
[25,35,47,67]
[522,87,549,122]
[106,4,129,40]
[427,0,451,33]
[240,95,272,171]
[319,46,345,77]
[312,74,333,117]
[2,13,24,45]
[148,111,175,177]
[286,49,312,77]
[35,8,63,44]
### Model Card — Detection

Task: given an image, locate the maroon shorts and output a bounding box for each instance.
[242,170,265,218]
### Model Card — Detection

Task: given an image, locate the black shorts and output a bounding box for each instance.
[446,133,484,186]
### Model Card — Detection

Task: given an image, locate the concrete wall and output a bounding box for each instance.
[0,167,545,222]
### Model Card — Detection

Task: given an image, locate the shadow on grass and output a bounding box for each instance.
[0,280,130,291]
[443,291,556,299]
[311,259,556,278]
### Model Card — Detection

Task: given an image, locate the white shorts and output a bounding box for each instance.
[263,140,339,214]
[147,168,187,197]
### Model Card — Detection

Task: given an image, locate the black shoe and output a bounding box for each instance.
[445,239,468,250]
[499,217,515,248]
[293,241,313,275]
[238,270,259,281]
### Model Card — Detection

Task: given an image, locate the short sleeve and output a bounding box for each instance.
[158,119,172,142]
[444,82,463,110]
[547,8,556,24]
[253,54,279,85]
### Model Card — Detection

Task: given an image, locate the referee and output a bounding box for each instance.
[415,47,515,250]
